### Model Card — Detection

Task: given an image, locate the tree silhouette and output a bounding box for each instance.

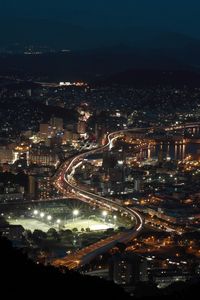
[47,228,60,241]
[32,229,47,242]
[0,236,129,298]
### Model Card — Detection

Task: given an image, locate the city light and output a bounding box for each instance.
[2,9,200,295]
[73,209,79,216]
[102,211,108,217]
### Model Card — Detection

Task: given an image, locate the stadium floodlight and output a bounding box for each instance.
[73,209,79,217]
[102,211,108,217]
[73,209,79,222]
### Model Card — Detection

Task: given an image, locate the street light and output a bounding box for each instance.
[102,211,108,217]
[33,210,38,216]
[113,215,117,227]
[73,209,79,222]
[47,215,52,221]
[73,209,79,217]
[56,219,61,228]
[102,211,108,222]
[40,212,45,218]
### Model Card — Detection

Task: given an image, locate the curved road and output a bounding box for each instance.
[52,123,200,270]
[52,129,144,270]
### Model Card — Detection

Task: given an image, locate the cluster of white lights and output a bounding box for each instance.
[102,211,108,217]
[73,209,79,216]
[33,210,55,222]
[33,210,81,224]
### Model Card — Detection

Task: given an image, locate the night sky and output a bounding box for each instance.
[1,0,200,37]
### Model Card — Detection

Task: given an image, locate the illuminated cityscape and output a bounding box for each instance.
[1,1,200,299]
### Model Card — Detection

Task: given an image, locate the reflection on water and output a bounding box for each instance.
[141,142,200,161]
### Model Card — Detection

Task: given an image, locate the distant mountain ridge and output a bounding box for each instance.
[98,69,200,87]
[2,18,200,51]
[0,18,87,49]
[1,18,200,80]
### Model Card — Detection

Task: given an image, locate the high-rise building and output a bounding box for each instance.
[0,183,24,203]
[29,145,59,166]
[62,130,73,144]
[77,120,87,134]
[134,179,141,192]
[158,144,164,164]
[13,145,29,163]
[28,175,36,199]
[40,123,51,136]
[109,253,148,286]
[36,176,51,199]
[0,146,14,164]
[95,123,106,145]
[72,133,79,141]
[50,117,63,131]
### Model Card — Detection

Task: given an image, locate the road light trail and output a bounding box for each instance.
[52,128,144,270]
[52,123,200,269]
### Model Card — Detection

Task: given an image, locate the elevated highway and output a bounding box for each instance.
[52,129,144,269]
[52,123,200,270]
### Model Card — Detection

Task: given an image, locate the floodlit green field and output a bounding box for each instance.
[9,218,52,232]
[64,219,114,231]
[9,218,114,232]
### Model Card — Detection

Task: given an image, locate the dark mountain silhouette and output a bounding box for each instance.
[98,69,200,87]
[0,18,87,50]
[0,236,200,299]
[1,19,200,81]
[1,18,200,52]
[0,18,166,50]
[0,236,129,298]
[152,32,200,48]
[0,50,188,81]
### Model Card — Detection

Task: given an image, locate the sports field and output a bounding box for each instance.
[9,218,114,232]
[64,219,114,231]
